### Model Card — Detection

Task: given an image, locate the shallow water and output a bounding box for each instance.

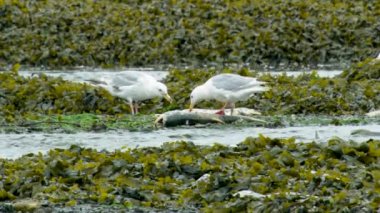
[18,67,343,83]
[0,124,379,159]
[18,69,169,82]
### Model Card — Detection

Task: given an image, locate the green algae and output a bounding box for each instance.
[0,113,157,133]
[0,68,165,124]
[0,59,379,129]
[0,70,129,116]
[340,58,380,81]
[0,0,379,69]
[0,137,378,211]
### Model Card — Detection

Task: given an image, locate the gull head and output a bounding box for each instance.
[156,82,172,103]
[189,85,207,111]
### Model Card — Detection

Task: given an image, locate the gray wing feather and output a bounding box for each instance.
[85,71,158,91]
[112,71,156,86]
[211,74,265,91]
[112,75,138,86]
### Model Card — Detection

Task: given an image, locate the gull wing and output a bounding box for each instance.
[210,74,266,92]
[111,71,157,86]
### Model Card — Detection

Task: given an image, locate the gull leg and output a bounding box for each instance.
[129,102,135,115]
[230,103,235,115]
[134,103,139,114]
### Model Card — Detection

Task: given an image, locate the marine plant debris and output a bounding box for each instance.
[0,0,379,69]
[0,137,378,211]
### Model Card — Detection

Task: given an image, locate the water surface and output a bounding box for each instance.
[1,124,378,159]
[18,68,343,83]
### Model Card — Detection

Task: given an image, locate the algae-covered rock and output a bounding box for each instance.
[0,0,379,68]
[351,129,380,137]
[366,110,380,117]
[0,70,128,117]
[0,69,170,123]
[13,199,41,212]
[0,137,378,211]
[339,58,380,81]
[0,58,379,127]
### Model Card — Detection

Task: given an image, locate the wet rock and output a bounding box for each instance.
[0,203,14,212]
[233,190,266,199]
[194,174,211,186]
[13,199,41,212]
[0,137,379,211]
[351,129,380,137]
[366,109,380,117]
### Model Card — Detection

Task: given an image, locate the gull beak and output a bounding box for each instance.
[189,103,194,112]
[164,94,172,103]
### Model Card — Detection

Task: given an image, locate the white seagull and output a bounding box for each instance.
[88,71,172,114]
[189,73,268,115]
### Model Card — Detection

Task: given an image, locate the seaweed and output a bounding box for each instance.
[0,137,378,211]
[0,0,379,68]
[0,59,379,128]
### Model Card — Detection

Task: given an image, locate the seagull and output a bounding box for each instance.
[377,52,380,59]
[87,71,172,115]
[189,73,268,115]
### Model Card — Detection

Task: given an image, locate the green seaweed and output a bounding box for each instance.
[0,137,378,211]
[0,68,164,123]
[0,59,379,129]
[0,0,379,69]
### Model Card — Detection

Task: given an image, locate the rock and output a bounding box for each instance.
[366,110,380,117]
[233,190,266,198]
[13,199,41,212]
[351,129,380,136]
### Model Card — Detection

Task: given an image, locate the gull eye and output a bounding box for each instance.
[158,88,163,92]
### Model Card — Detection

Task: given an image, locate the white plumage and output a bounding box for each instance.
[87,71,171,114]
[189,73,268,115]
